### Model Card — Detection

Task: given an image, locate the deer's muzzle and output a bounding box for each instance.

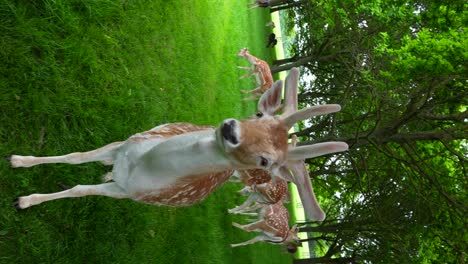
[221,119,240,146]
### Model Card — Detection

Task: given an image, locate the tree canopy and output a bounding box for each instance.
[278,0,467,263]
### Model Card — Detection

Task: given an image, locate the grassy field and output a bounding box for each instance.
[0,1,293,263]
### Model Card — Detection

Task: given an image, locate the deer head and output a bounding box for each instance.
[216,77,345,174]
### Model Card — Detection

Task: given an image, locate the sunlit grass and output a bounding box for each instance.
[0,1,292,263]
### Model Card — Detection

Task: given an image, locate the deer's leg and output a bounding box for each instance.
[14,182,129,209]
[9,141,123,168]
[237,185,253,196]
[231,234,270,247]
[229,170,242,183]
[239,71,256,79]
[237,67,256,79]
[241,87,264,101]
[228,195,257,214]
[242,86,264,95]
[236,211,259,216]
[242,95,260,101]
[232,220,265,232]
[240,202,263,213]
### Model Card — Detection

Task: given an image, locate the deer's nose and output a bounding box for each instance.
[221,119,239,145]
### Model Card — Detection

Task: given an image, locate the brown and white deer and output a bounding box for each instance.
[9,69,347,221]
[237,48,274,101]
[228,169,290,214]
[231,201,299,251]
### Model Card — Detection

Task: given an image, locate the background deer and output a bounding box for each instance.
[237,48,274,101]
[231,201,299,252]
[10,69,347,217]
[228,169,290,214]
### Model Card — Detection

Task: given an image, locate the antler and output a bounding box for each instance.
[275,67,348,221]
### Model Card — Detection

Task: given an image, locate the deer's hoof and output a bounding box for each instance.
[57,182,70,190]
[13,198,22,210]
[8,155,24,168]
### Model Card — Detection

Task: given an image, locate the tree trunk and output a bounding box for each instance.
[272,56,298,66]
[267,0,308,11]
[271,55,314,73]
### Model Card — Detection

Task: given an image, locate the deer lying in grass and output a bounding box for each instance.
[9,69,347,216]
[231,201,299,252]
[237,48,274,101]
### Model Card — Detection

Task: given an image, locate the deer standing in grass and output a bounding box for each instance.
[237,48,274,101]
[228,169,290,214]
[10,69,347,222]
[231,201,299,251]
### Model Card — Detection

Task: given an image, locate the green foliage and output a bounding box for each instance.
[281,0,466,263]
[0,1,290,263]
[377,28,467,81]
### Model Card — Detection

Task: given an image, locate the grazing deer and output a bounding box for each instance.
[237,48,274,101]
[228,169,290,214]
[9,69,347,215]
[231,201,299,251]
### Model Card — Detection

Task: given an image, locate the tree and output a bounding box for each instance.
[281,0,467,262]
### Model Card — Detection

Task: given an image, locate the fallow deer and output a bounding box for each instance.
[237,48,274,101]
[9,69,347,222]
[228,169,290,214]
[231,201,299,251]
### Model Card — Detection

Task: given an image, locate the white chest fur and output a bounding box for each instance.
[112,130,238,193]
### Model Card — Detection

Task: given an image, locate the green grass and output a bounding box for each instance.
[0,1,292,263]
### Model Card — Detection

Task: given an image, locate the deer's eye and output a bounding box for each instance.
[259,157,269,167]
[256,112,264,118]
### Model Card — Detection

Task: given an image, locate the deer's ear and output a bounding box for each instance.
[258,80,283,115]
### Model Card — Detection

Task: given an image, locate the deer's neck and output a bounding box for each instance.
[135,130,247,179]
[243,54,259,65]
